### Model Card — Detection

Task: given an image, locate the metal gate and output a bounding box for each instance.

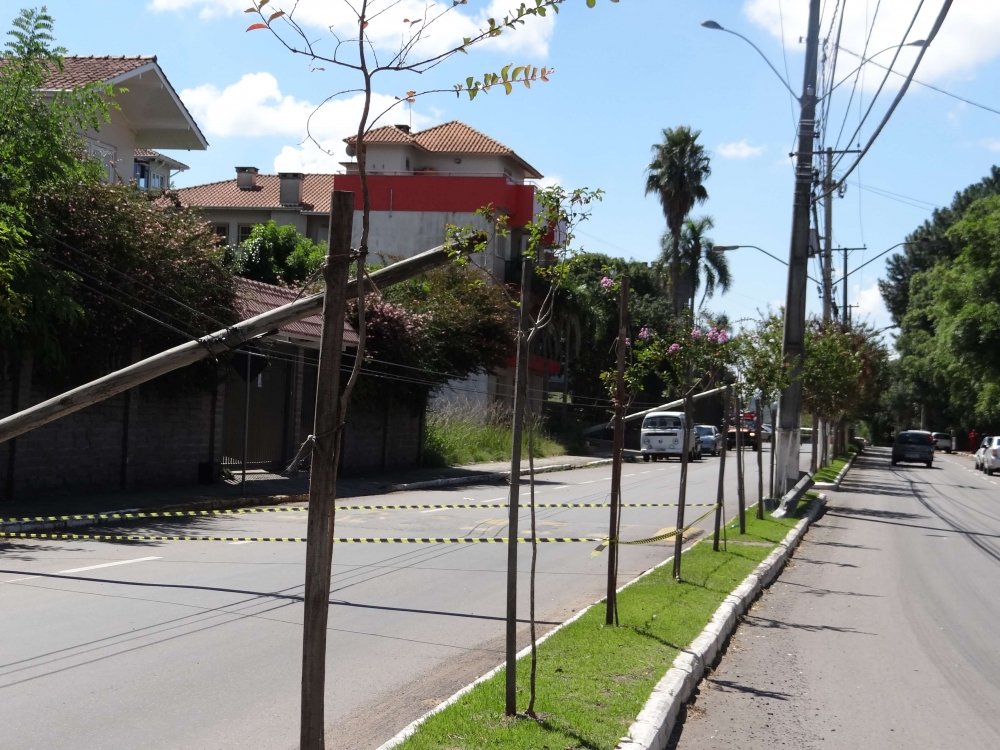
[221,351,293,470]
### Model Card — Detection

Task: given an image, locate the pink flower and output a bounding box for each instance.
[625,338,631,347]
[600,276,614,289]
[716,330,728,344]
[691,328,702,339]
[668,342,680,354]
[638,327,651,340]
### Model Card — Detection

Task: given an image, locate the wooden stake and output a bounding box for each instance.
[606,276,628,624]
[713,386,730,551]
[300,191,354,749]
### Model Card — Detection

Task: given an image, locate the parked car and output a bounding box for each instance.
[695,425,722,456]
[932,432,953,453]
[975,436,999,474]
[760,423,772,443]
[641,411,702,462]
[891,430,934,467]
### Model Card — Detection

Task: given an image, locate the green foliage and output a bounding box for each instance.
[29,181,238,381]
[229,220,324,286]
[423,403,565,467]
[801,320,887,426]
[0,7,116,352]
[731,312,788,407]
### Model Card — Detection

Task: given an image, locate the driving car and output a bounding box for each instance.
[695,424,722,456]
[976,436,999,475]
[932,432,953,453]
[891,430,934,467]
[641,411,702,462]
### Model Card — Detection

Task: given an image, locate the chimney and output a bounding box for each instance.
[236,166,258,191]
[395,124,410,134]
[279,172,303,206]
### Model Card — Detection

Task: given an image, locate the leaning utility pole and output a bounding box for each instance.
[774,0,822,497]
[300,191,354,749]
[505,257,532,717]
[606,277,629,625]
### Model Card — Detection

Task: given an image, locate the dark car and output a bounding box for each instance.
[891,431,934,467]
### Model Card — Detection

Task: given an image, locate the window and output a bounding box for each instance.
[643,416,682,431]
[695,426,713,436]
[212,224,230,246]
[238,224,257,245]
[150,172,164,189]
[134,161,149,189]
[86,140,116,183]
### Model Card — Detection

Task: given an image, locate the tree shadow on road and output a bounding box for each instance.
[743,614,875,635]
[825,505,929,521]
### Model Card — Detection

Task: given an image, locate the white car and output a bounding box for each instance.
[932,432,953,453]
[641,411,702,462]
[977,436,1000,475]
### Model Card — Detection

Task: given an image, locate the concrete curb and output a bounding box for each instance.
[615,492,827,750]
[1,459,613,534]
[376,508,699,750]
[812,452,856,491]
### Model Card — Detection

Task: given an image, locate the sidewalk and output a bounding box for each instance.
[667,447,1000,749]
[0,453,608,522]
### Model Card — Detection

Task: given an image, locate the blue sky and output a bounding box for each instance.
[26,0,1000,342]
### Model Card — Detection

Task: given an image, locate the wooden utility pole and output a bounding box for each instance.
[606,277,629,624]
[735,391,746,534]
[505,257,532,717]
[300,191,354,749]
[712,386,730,551]
[822,148,834,325]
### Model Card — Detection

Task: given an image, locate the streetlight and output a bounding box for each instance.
[824,41,927,100]
[715,244,823,285]
[843,239,942,281]
[700,20,800,100]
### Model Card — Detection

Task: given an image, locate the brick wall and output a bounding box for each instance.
[0,376,222,500]
[340,394,423,476]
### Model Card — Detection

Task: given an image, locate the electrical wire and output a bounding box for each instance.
[832,0,882,153]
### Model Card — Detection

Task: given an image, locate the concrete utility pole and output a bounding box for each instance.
[774,0,822,497]
[300,190,354,749]
[822,147,834,324]
[606,277,629,625]
[843,245,849,326]
[505,258,532,716]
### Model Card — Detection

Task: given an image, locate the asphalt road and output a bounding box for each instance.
[0,447,794,750]
[670,447,1000,749]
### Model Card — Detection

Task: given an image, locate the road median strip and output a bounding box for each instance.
[376,499,819,750]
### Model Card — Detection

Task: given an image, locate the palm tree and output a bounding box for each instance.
[681,216,731,314]
[645,126,712,318]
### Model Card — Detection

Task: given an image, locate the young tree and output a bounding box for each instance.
[644,126,711,318]
[230,220,325,287]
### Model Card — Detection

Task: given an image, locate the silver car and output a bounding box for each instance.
[695,425,722,456]
[932,432,953,453]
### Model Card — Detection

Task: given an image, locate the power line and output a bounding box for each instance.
[832,0,882,153]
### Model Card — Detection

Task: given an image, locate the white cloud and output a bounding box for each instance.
[983,138,1000,152]
[180,73,435,170]
[531,174,562,189]
[855,282,887,321]
[742,0,1000,87]
[717,140,766,159]
[150,0,555,57]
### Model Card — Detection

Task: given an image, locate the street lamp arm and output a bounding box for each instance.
[843,239,942,281]
[701,21,800,102]
[819,41,926,103]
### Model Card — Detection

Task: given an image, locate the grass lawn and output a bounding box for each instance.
[813,454,851,483]
[394,510,804,750]
[424,409,566,467]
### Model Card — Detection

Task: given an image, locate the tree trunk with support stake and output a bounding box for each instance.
[713,386,730,551]
[672,386,693,580]
[735,391,746,534]
[606,277,628,623]
[300,191,354,750]
[756,397,764,519]
[504,257,532,717]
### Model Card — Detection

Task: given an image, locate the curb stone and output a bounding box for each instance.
[812,452,856,490]
[615,493,827,750]
[1,459,613,534]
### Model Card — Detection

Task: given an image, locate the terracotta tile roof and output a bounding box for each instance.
[237,277,359,346]
[134,148,189,171]
[40,55,156,89]
[346,120,541,177]
[169,174,337,212]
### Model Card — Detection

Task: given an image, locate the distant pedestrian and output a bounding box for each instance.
[969,429,979,452]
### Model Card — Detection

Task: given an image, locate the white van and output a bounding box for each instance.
[640,411,702,462]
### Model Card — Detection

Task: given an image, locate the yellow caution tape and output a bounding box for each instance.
[0,503,717,525]
[591,505,721,556]
[0,532,603,544]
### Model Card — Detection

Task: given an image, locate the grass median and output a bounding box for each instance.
[813,454,851,483]
[395,509,805,750]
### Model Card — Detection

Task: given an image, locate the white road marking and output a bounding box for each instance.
[1,576,39,584]
[580,480,595,484]
[229,540,256,544]
[59,556,161,573]
[419,509,447,514]
[640,471,651,474]
[624,473,635,477]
